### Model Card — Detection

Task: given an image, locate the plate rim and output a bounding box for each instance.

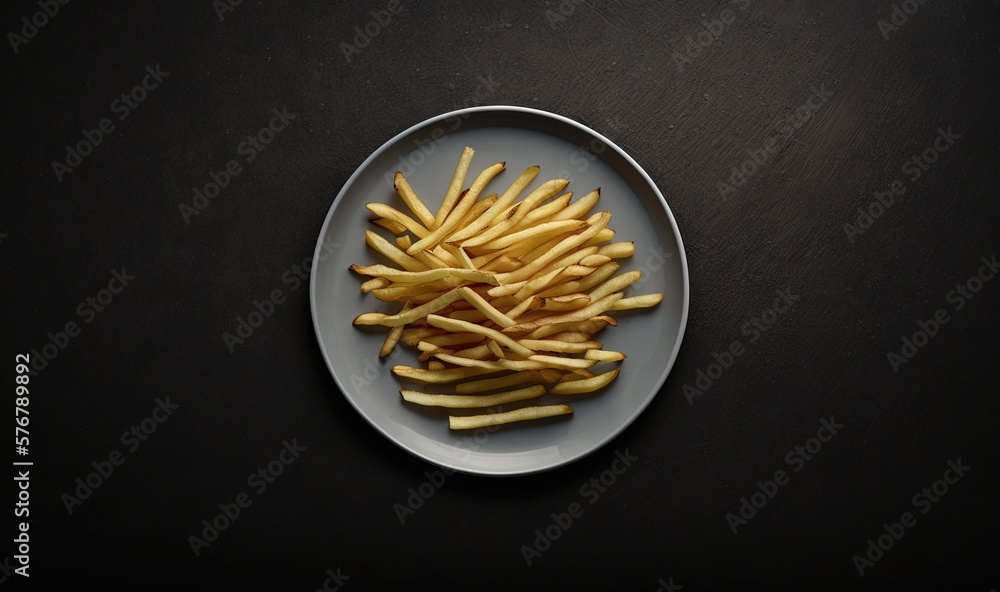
[309,104,690,476]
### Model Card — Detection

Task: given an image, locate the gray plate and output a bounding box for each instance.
[310,106,689,476]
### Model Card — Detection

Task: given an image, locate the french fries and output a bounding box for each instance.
[351,148,664,431]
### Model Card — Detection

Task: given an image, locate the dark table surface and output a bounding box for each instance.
[4,0,998,590]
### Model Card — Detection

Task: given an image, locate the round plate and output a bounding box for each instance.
[310,106,689,476]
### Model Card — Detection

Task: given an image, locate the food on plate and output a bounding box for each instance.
[350,146,663,431]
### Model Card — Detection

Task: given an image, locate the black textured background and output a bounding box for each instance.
[3,0,998,590]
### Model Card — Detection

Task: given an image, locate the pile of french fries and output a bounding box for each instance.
[352,146,663,431]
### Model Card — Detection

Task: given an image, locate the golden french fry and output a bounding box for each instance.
[426,314,535,357]
[558,369,595,381]
[597,242,634,259]
[433,146,475,229]
[539,294,590,311]
[448,404,573,430]
[393,172,436,228]
[549,188,599,222]
[373,217,408,235]
[391,365,499,384]
[456,286,516,328]
[527,354,597,370]
[541,262,620,297]
[354,289,464,326]
[372,285,449,303]
[508,193,573,232]
[454,370,556,394]
[402,385,546,408]
[400,327,445,346]
[431,352,545,371]
[582,228,615,246]
[446,165,542,242]
[360,277,390,293]
[395,235,412,249]
[456,179,570,248]
[421,332,485,347]
[379,302,411,357]
[427,360,446,371]
[589,270,642,301]
[584,349,625,361]
[349,264,498,286]
[495,212,610,284]
[410,162,506,253]
[365,230,428,272]
[478,219,587,251]
[579,254,612,267]
[504,295,543,320]
[525,318,612,339]
[502,293,623,333]
[487,340,505,358]
[366,202,430,238]
[610,294,664,310]
[549,368,620,395]
[518,339,602,353]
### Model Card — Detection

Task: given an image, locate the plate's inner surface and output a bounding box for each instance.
[313,109,686,475]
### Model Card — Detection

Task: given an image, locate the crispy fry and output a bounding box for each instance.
[365,230,429,272]
[596,242,635,259]
[350,264,498,285]
[610,294,664,310]
[502,293,623,333]
[584,349,626,361]
[366,202,430,238]
[527,354,597,370]
[454,370,553,394]
[433,146,476,230]
[402,385,546,408]
[391,365,499,384]
[410,162,506,253]
[549,188,599,222]
[373,217,408,235]
[426,314,536,357]
[393,172,436,228]
[354,289,464,326]
[549,368,620,395]
[448,405,573,430]
[447,165,541,242]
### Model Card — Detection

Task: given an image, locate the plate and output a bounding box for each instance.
[310,106,689,476]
